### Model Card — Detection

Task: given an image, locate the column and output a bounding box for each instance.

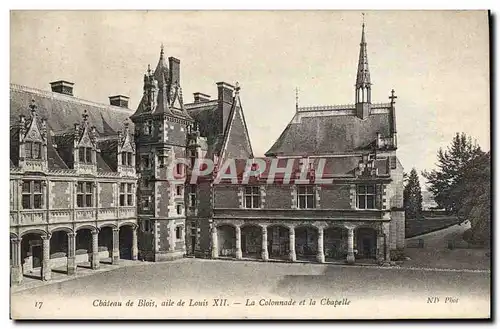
[10,237,23,285]
[261,226,269,261]
[131,226,138,261]
[289,227,296,262]
[112,228,120,264]
[384,233,391,262]
[211,226,218,259]
[316,227,325,263]
[346,227,355,264]
[235,226,242,259]
[376,233,385,264]
[67,232,76,275]
[91,230,100,270]
[41,234,51,281]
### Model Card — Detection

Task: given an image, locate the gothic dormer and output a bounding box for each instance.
[17,100,48,172]
[117,119,136,177]
[355,18,372,120]
[74,110,98,174]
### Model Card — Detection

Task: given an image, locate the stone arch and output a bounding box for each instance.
[119,225,134,260]
[217,224,236,257]
[240,224,262,259]
[266,224,290,259]
[20,228,48,238]
[355,226,377,259]
[49,226,74,234]
[324,226,348,260]
[98,226,114,260]
[294,225,318,260]
[75,227,93,259]
[118,221,138,229]
[20,231,46,277]
[49,229,70,261]
[10,232,19,239]
[74,224,98,233]
[98,222,118,230]
[216,221,238,229]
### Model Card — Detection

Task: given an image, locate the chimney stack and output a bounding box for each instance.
[50,80,74,96]
[216,82,235,133]
[168,57,180,86]
[193,92,211,103]
[216,82,234,103]
[109,95,130,108]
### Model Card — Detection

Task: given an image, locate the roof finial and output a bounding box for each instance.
[235,81,240,95]
[362,12,365,28]
[389,89,397,105]
[295,87,299,111]
[29,99,37,115]
[82,109,88,123]
[160,43,164,58]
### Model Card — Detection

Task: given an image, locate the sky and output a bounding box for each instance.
[10,10,490,187]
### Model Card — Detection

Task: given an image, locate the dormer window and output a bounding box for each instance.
[121,151,133,166]
[144,120,153,135]
[25,142,42,160]
[79,147,93,164]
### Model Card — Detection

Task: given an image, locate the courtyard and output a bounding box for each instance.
[11,257,490,319]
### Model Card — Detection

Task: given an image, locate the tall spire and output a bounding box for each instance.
[356,13,370,88]
[355,13,372,119]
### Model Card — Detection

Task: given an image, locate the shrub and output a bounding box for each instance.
[390,249,406,261]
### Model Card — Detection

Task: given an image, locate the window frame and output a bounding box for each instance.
[79,147,93,164]
[244,186,261,209]
[21,180,43,209]
[76,181,94,208]
[297,185,316,209]
[356,184,376,209]
[25,142,42,160]
[175,226,182,240]
[189,185,197,208]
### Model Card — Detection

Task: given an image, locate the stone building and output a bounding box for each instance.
[195,22,405,264]
[10,82,139,285]
[10,21,405,286]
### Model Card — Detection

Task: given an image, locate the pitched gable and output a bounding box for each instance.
[219,87,253,162]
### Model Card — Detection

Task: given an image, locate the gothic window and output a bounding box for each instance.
[77,182,93,207]
[189,149,197,168]
[176,204,182,215]
[176,163,184,176]
[176,226,182,240]
[21,180,43,209]
[144,120,153,135]
[141,196,151,211]
[121,152,133,166]
[357,185,376,209]
[142,219,152,233]
[79,147,93,164]
[25,142,42,160]
[189,185,197,207]
[297,185,315,209]
[120,183,135,206]
[244,186,261,209]
[176,185,182,196]
[141,155,150,170]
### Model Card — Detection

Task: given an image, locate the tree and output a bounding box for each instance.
[458,152,491,246]
[422,133,484,213]
[403,168,423,219]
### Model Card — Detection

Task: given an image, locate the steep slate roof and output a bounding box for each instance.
[10,83,133,170]
[218,85,253,162]
[265,108,392,156]
[10,84,133,135]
